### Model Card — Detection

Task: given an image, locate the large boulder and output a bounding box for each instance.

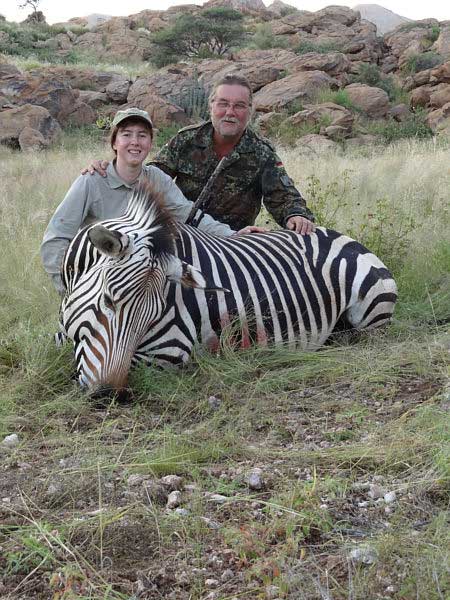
[295,133,338,154]
[430,60,450,84]
[429,84,450,108]
[286,101,354,136]
[125,91,190,127]
[287,51,352,78]
[91,17,154,61]
[431,24,450,60]
[0,66,100,126]
[344,83,390,117]
[18,126,47,151]
[426,101,450,135]
[0,104,61,149]
[410,85,433,108]
[127,70,192,106]
[253,70,337,112]
[384,19,441,69]
[78,90,108,109]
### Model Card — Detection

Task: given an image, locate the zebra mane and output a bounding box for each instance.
[124,179,179,257]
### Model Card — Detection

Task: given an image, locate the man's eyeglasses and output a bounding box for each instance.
[213,100,251,112]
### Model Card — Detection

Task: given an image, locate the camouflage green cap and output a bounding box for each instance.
[112,107,153,130]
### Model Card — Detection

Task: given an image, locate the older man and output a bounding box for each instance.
[87,74,315,234]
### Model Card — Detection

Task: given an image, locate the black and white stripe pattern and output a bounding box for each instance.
[60,183,397,392]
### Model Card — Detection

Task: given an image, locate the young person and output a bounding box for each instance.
[41,107,244,295]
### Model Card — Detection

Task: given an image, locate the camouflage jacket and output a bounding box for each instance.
[150,121,314,231]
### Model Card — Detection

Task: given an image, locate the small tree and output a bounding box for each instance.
[19,0,41,15]
[150,7,245,67]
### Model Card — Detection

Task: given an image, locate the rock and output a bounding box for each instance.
[127,473,145,486]
[174,507,190,516]
[0,104,61,150]
[167,490,182,509]
[349,545,378,565]
[368,484,387,499]
[126,89,190,127]
[205,578,219,588]
[78,90,108,109]
[431,26,450,60]
[160,474,183,491]
[384,20,440,69]
[384,491,396,504]
[200,516,221,530]
[410,85,432,109]
[426,102,450,133]
[47,482,62,495]
[208,493,229,504]
[286,101,354,135]
[256,111,282,135]
[208,395,222,410]
[296,133,338,154]
[388,103,410,121]
[142,480,168,505]
[253,70,337,112]
[430,84,450,108]
[246,467,264,490]
[105,78,131,103]
[221,568,234,581]
[324,124,348,140]
[18,126,47,151]
[2,434,19,447]
[344,83,390,118]
[66,102,97,126]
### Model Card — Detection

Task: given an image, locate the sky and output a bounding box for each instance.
[1,0,449,25]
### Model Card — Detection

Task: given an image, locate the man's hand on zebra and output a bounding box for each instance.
[81,160,109,177]
[235,225,269,235]
[286,215,316,236]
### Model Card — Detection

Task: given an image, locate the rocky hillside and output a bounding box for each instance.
[353,4,410,35]
[1,5,450,150]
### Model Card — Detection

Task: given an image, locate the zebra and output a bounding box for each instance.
[59,182,397,398]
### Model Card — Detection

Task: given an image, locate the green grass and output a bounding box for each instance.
[0,133,448,599]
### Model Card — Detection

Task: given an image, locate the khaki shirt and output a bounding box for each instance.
[150,121,315,231]
[41,162,234,294]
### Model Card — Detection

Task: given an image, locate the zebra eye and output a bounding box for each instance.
[104,293,115,311]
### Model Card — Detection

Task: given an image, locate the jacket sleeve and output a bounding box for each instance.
[261,150,315,226]
[149,167,235,237]
[40,176,91,294]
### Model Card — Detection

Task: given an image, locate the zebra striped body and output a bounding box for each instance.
[60,183,397,393]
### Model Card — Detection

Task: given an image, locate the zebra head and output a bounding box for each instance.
[60,183,219,399]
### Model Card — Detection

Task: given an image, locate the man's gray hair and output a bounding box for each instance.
[209,74,253,106]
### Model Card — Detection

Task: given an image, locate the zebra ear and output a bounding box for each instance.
[88,225,130,258]
[167,257,229,292]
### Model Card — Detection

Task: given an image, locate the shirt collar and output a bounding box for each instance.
[106,161,143,189]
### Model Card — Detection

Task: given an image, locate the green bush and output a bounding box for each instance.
[403,52,443,74]
[169,75,210,121]
[0,21,88,62]
[295,39,343,55]
[370,110,433,143]
[350,63,408,103]
[313,88,356,110]
[251,23,288,50]
[305,172,418,270]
